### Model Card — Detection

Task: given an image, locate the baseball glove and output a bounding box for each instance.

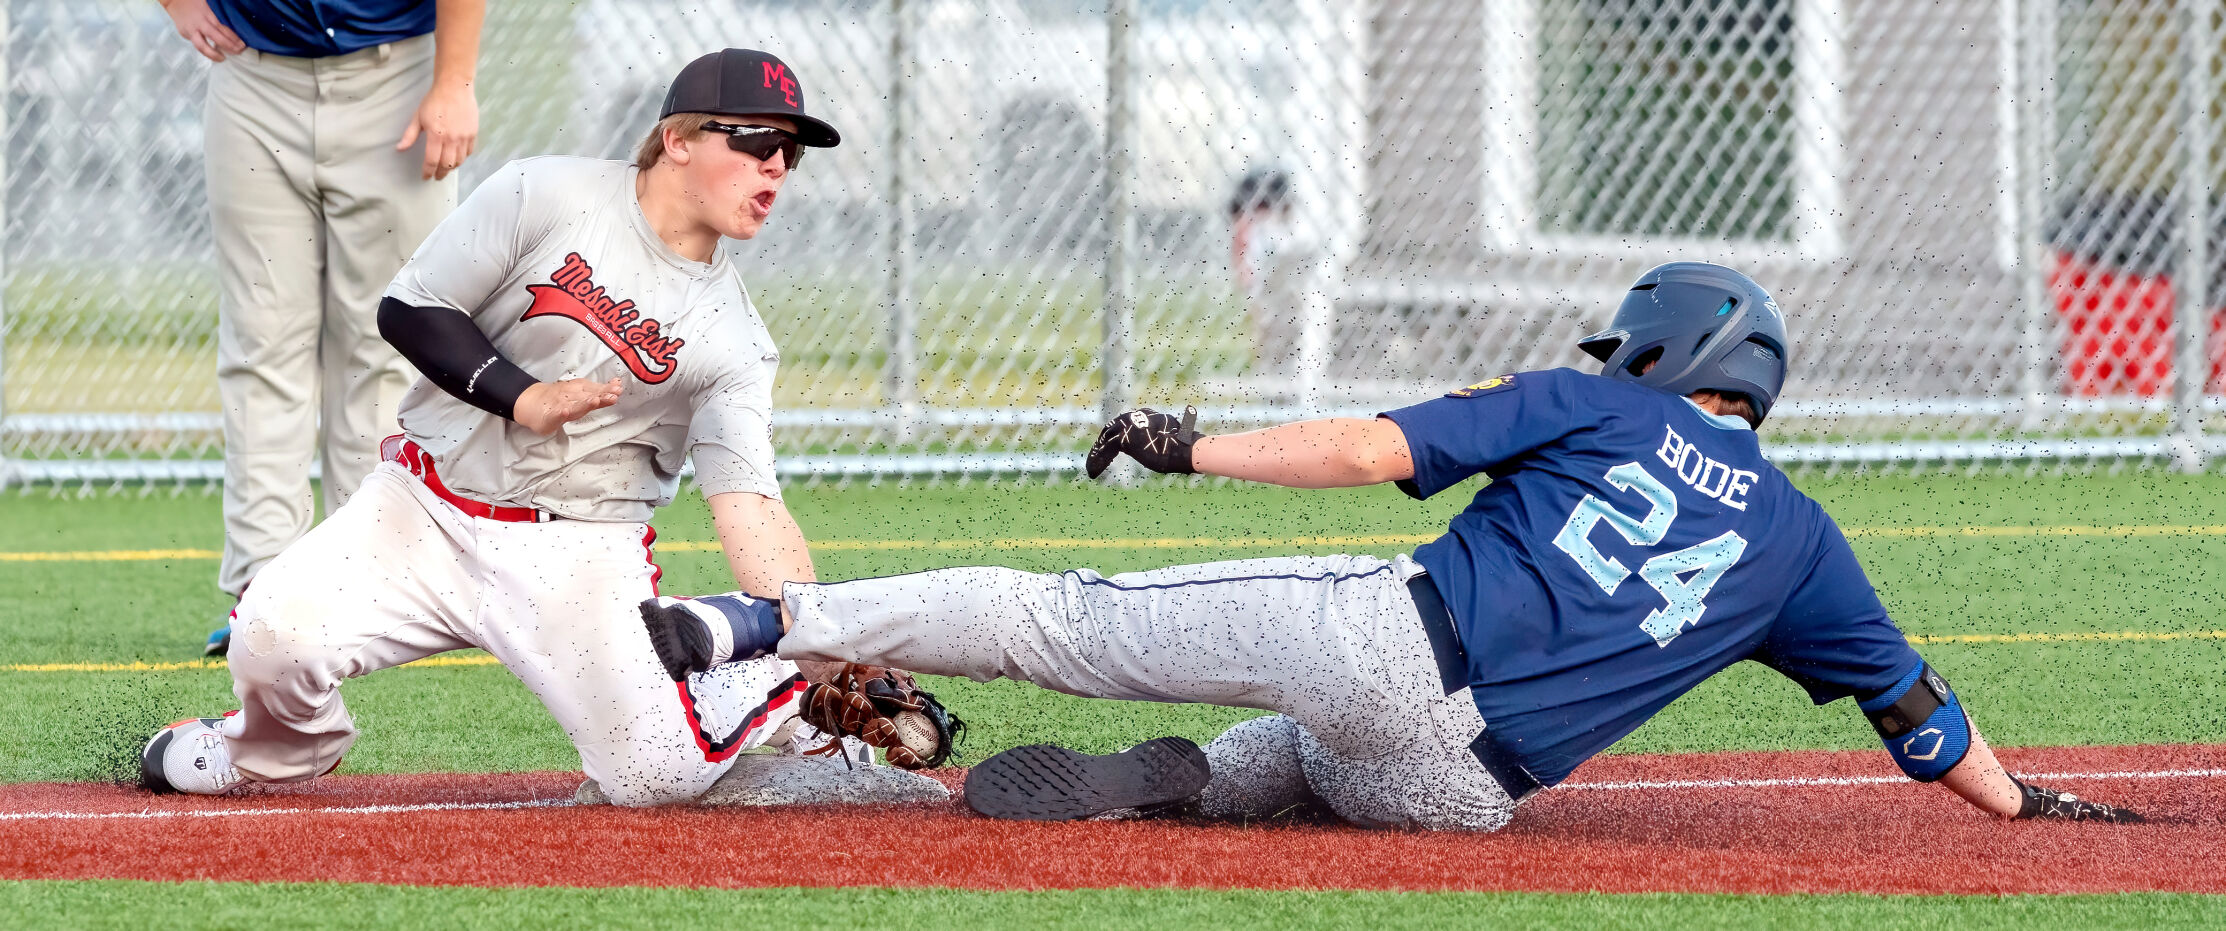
[799,664,964,770]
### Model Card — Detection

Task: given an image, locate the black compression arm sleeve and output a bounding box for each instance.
[377,297,539,421]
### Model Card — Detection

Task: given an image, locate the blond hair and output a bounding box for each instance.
[633,113,720,169]
[1692,390,1762,428]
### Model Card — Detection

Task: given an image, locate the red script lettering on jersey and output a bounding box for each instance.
[521,253,685,384]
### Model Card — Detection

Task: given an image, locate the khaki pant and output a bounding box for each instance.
[208,36,457,595]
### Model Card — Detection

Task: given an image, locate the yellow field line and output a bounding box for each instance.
[11,525,2226,562]
[1844,525,2226,538]
[0,549,223,562]
[1908,630,2226,644]
[5,654,503,673]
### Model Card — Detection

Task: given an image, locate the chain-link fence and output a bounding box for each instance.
[3,0,2225,489]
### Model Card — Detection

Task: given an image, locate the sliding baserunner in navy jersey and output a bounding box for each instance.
[642,262,2140,830]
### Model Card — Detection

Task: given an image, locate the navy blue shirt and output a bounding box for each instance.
[1381,369,1921,789]
[210,0,436,57]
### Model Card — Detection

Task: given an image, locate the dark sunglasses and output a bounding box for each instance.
[702,121,803,168]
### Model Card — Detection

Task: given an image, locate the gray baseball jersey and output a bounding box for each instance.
[385,156,780,521]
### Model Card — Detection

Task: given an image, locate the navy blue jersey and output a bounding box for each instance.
[1380,368,1921,788]
[211,0,436,57]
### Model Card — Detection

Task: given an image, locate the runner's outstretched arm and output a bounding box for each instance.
[1189,417,1414,488]
[1863,677,2141,823]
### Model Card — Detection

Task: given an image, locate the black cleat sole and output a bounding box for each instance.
[965,736,1210,821]
[640,600,714,682]
[139,728,178,793]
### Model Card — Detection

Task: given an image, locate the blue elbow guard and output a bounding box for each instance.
[1859,663,1970,782]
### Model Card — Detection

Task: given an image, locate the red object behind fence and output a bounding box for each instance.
[2050,251,2226,396]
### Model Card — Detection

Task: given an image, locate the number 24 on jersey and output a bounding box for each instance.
[1552,462,1748,647]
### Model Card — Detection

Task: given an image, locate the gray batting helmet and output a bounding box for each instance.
[1577,262,1789,422]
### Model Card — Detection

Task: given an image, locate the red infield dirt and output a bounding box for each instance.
[2,744,2219,894]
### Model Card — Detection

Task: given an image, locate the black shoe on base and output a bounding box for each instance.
[639,597,716,682]
[964,736,1210,821]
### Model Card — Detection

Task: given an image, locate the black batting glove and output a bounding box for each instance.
[1085,407,1204,479]
[2013,778,2144,823]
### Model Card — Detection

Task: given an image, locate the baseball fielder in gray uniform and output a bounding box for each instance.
[142,50,868,807]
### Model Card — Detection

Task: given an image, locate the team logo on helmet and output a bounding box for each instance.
[1447,374,1516,398]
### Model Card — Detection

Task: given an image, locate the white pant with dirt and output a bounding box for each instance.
[779,554,1517,831]
[223,460,802,806]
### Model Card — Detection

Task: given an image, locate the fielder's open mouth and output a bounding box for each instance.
[752,190,777,215]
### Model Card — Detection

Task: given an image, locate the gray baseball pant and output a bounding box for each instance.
[779,553,1517,831]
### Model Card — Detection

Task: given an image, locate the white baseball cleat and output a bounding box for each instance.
[140,716,247,795]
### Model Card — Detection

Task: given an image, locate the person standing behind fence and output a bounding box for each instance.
[1229,168,1329,399]
[161,0,484,655]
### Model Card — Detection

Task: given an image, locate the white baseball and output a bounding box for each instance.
[890,709,941,762]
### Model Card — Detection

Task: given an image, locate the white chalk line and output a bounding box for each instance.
[1562,768,2226,791]
[0,768,2219,822]
[0,797,574,822]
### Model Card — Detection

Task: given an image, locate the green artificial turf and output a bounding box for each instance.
[3,881,2224,930]
[2,472,2224,782]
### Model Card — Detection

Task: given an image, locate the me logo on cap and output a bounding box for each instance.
[662,48,841,147]
[762,63,798,107]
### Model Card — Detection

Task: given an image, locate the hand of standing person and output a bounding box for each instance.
[161,0,247,63]
[396,0,485,180]
[401,80,479,181]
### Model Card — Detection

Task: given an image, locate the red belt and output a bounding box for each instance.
[380,435,561,523]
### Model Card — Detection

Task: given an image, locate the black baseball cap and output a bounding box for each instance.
[660,49,841,148]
